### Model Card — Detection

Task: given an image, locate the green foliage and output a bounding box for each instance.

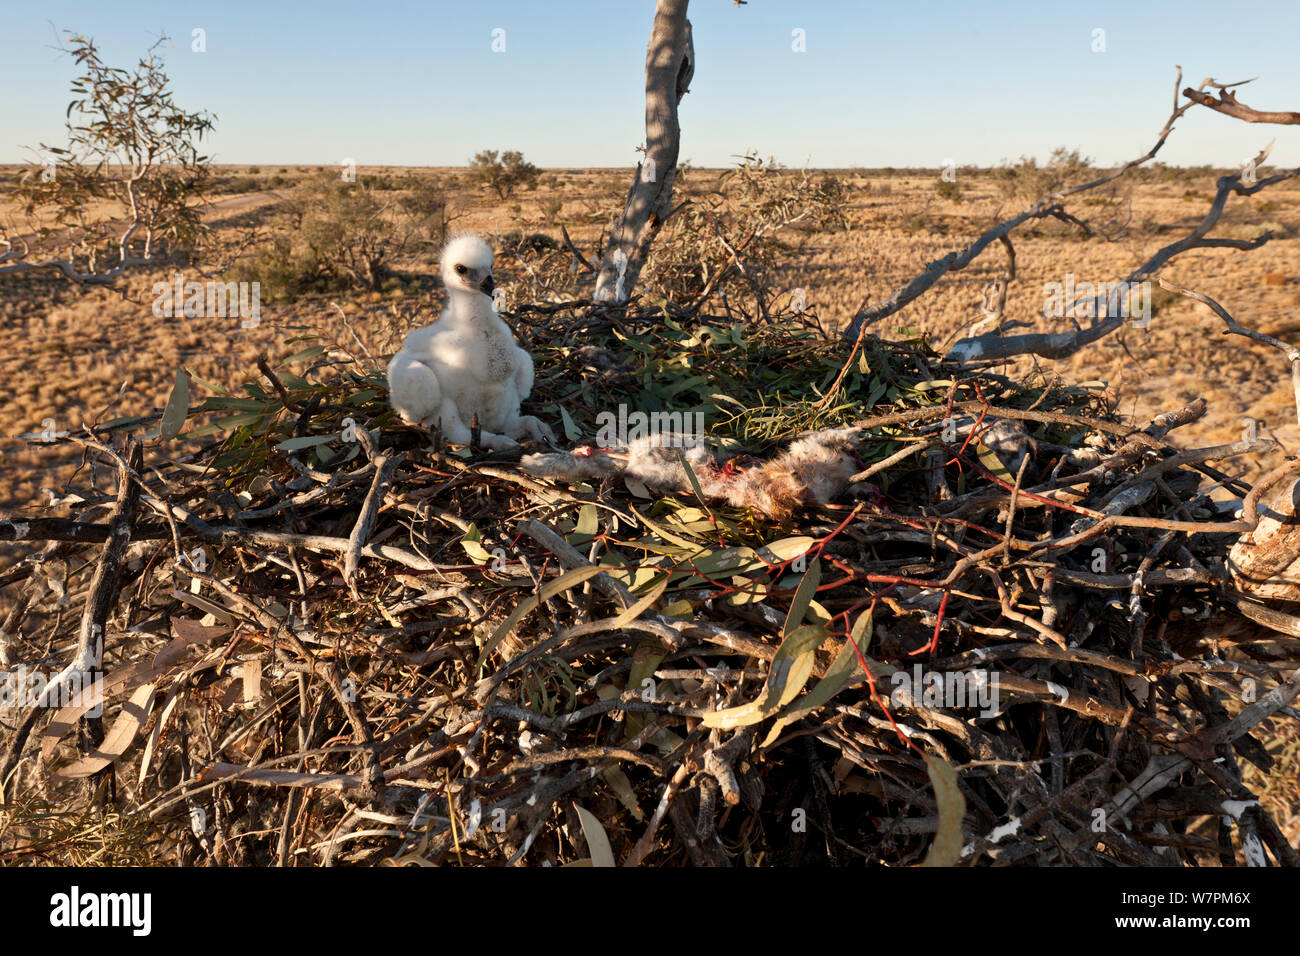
[13,33,215,275]
[534,312,1095,461]
[934,179,962,202]
[298,182,394,289]
[0,792,164,865]
[469,149,540,199]
[218,174,262,194]
[640,153,848,312]
[992,147,1093,202]
[227,175,448,299]
[481,156,851,310]
[399,180,451,245]
[157,340,387,484]
[990,147,1132,238]
[359,171,426,190]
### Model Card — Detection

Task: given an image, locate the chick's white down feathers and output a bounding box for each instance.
[387,234,554,450]
[522,429,861,519]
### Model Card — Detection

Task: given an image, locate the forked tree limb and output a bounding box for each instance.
[73,441,144,673]
[593,0,693,303]
[1183,84,1300,125]
[944,161,1298,364]
[842,69,1299,360]
[841,67,1202,343]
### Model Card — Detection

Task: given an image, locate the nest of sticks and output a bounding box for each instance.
[2,304,1299,866]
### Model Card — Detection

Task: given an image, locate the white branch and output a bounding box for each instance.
[593,0,693,304]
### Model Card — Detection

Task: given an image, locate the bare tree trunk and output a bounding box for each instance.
[593,0,693,304]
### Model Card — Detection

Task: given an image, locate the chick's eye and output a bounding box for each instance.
[454,265,467,275]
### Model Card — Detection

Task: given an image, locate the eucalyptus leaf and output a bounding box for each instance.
[460,524,492,565]
[921,755,967,867]
[760,608,877,747]
[283,345,327,364]
[784,557,821,633]
[158,368,190,440]
[702,623,831,729]
[559,406,582,441]
[275,434,335,451]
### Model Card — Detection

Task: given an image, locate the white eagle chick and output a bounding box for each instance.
[387,234,554,450]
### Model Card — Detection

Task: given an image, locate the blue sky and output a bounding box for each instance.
[2,0,1298,169]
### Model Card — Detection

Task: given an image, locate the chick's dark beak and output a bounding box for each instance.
[480,274,495,296]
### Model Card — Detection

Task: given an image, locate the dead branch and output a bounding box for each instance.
[841,67,1200,343]
[1184,83,1300,125]
[944,162,1296,364]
